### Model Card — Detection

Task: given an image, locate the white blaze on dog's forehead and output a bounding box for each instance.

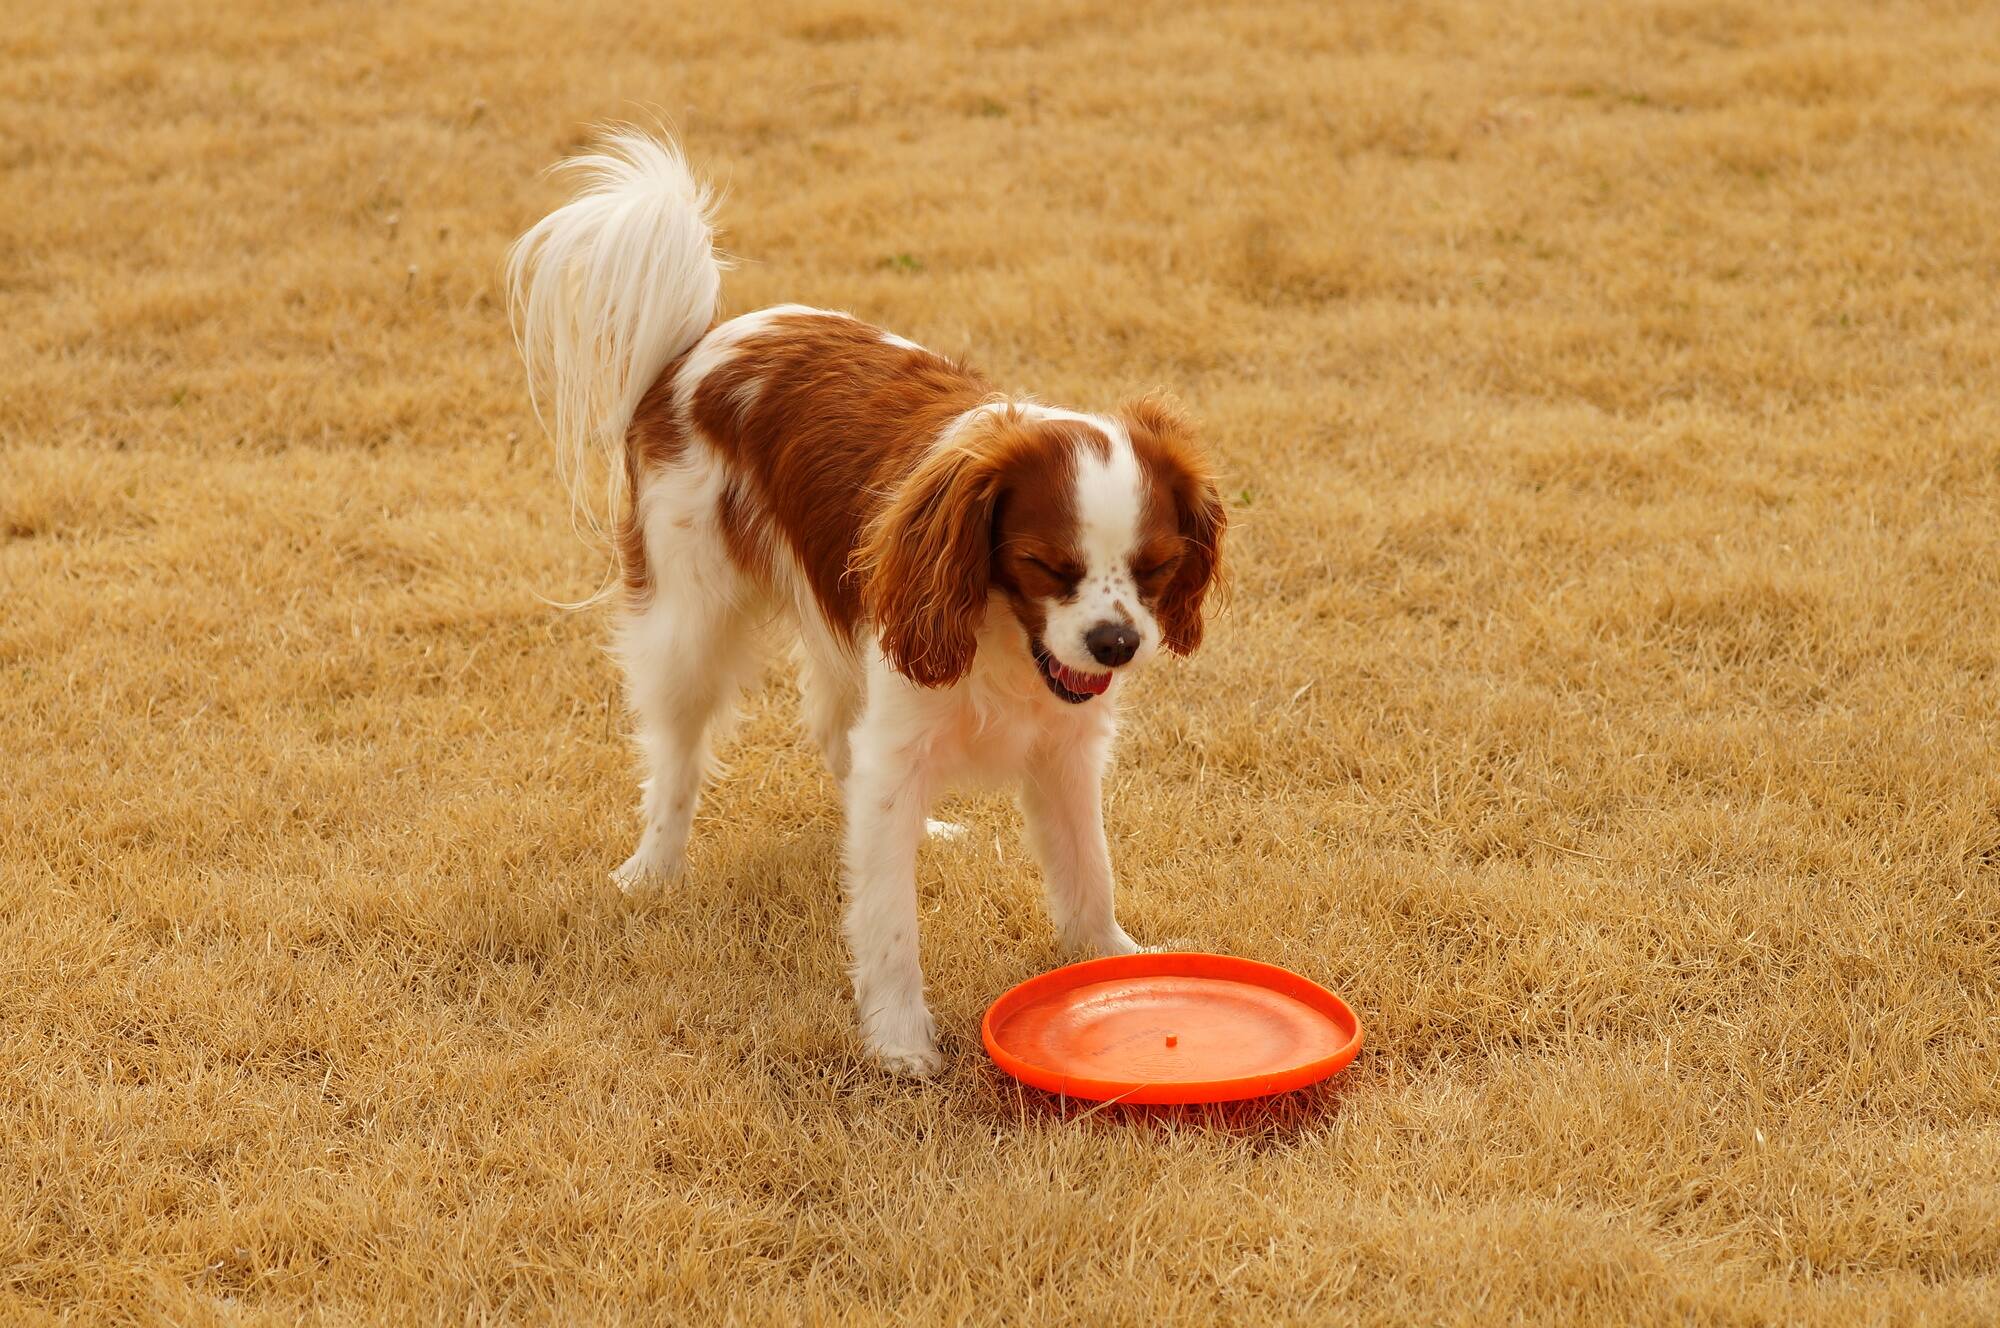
[880,330,924,351]
[1007,404,1141,585]
[1068,415,1143,581]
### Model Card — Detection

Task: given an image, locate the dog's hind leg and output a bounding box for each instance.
[608,466,760,891]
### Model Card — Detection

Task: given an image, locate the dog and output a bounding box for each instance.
[506,131,1226,1075]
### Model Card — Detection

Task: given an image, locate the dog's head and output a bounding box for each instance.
[855,396,1226,700]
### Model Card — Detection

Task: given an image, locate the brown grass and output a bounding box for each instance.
[6,0,2000,1322]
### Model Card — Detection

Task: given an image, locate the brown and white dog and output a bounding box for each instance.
[507,131,1225,1075]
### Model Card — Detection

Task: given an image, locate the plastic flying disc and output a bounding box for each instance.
[982,952,1362,1104]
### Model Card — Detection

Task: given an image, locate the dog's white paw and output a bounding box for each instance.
[924,819,969,842]
[1061,923,1142,958]
[611,848,681,894]
[861,1000,942,1078]
[872,1039,945,1079]
[1098,927,1143,957]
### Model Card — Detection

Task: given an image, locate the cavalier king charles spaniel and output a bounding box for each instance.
[508,131,1225,1075]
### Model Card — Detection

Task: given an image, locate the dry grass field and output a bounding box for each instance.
[6,0,2000,1321]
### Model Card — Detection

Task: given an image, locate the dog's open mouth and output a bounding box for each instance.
[1031,639,1112,704]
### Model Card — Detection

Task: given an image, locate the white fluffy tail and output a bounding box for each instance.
[505,129,723,550]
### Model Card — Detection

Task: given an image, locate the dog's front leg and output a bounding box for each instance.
[1021,734,1141,958]
[842,712,942,1078]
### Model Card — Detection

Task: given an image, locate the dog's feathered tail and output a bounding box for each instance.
[505,129,724,563]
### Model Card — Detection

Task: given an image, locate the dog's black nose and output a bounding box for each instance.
[1085,622,1140,667]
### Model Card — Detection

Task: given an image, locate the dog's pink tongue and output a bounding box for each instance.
[1056,662,1113,695]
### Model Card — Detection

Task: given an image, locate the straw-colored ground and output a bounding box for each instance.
[6,0,1999,1322]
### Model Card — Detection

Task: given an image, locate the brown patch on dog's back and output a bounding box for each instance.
[689,315,991,636]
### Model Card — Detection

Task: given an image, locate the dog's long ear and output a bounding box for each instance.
[1122,393,1227,656]
[853,410,1018,687]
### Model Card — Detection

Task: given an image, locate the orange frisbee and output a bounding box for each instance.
[982,952,1362,1104]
